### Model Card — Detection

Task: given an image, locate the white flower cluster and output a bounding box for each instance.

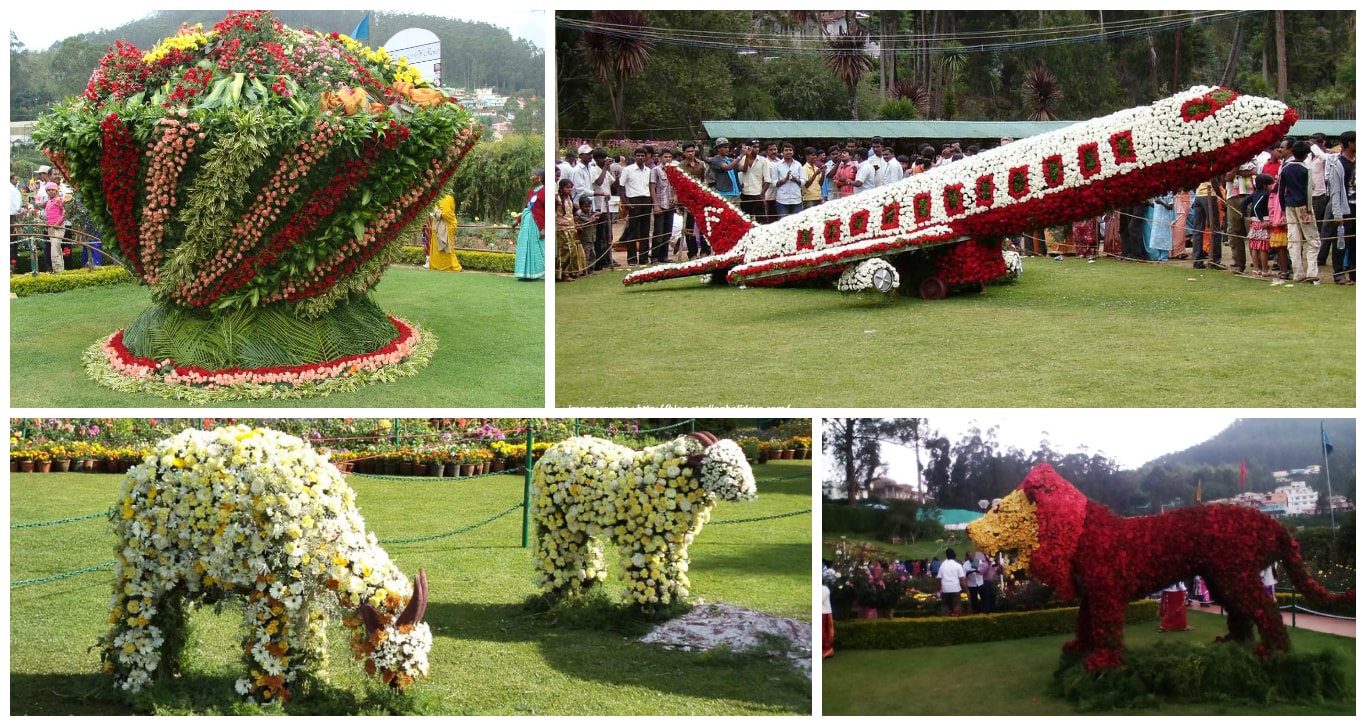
[697,439,758,502]
[1003,249,1023,282]
[531,434,756,608]
[369,622,432,682]
[836,258,901,293]
[102,425,429,702]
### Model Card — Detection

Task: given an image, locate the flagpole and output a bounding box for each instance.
[1321,421,1335,531]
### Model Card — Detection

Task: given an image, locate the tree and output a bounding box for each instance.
[577,10,654,134]
[509,96,544,135]
[760,53,847,120]
[1021,64,1061,121]
[823,25,872,121]
[823,418,925,504]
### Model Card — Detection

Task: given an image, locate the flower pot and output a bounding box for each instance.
[491,459,506,473]
[444,462,457,477]
[37,461,52,473]
[10,460,19,472]
[758,452,769,464]
[478,462,489,475]
[382,461,397,476]
[427,463,444,478]
[72,459,87,472]
[20,460,35,473]
[398,462,415,476]
[460,463,475,476]
[54,459,71,472]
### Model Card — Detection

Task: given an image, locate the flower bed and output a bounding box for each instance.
[33,11,479,398]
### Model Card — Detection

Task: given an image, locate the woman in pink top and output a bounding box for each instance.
[44,182,66,273]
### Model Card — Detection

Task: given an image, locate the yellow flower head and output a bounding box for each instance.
[966,488,1040,576]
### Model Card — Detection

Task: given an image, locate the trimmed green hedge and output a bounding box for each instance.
[10,267,136,296]
[837,599,1159,649]
[396,246,515,273]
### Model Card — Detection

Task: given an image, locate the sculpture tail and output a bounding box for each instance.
[662,164,753,255]
[1277,525,1354,609]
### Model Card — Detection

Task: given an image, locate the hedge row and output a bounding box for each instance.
[10,267,135,296]
[396,246,515,273]
[837,599,1159,649]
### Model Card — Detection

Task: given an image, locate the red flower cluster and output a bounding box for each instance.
[931,239,1007,287]
[1077,142,1102,178]
[1180,89,1241,123]
[84,40,152,102]
[849,209,870,237]
[943,184,965,216]
[1011,465,1353,671]
[881,201,900,229]
[664,165,754,254]
[1042,154,1065,188]
[98,114,146,278]
[912,192,932,222]
[103,316,417,387]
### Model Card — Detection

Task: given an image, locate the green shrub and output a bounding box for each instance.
[395,246,515,273]
[837,600,1159,649]
[10,267,135,296]
[1050,639,1351,711]
[823,504,888,534]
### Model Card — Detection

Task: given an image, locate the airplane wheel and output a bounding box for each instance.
[919,277,948,300]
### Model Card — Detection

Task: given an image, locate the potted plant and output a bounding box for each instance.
[32,448,52,473]
[425,450,444,478]
[51,445,72,473]
[456,446,477,477]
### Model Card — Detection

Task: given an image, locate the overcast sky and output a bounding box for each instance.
[7,6,546,52]
[824,411,1274,493]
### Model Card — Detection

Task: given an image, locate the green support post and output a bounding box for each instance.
[1290,588,1296,628]
[521,428,534,548]
[573,419,579,436]
[689,418,695,433]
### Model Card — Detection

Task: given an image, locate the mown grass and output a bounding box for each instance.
[555,258,1354,407]
[821,533,972,563]
[10,461,812,715]
[9,266,545,407]
[822,609,1354,715]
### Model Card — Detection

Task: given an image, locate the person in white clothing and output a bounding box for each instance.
[937,548,967,616]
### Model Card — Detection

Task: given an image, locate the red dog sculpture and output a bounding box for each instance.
[968,464,1353,670]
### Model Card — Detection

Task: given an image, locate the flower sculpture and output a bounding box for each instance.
[625,86,1294,298]
[33,11,479,400]
[102,425,432,702]
[968,464,1354,671]
[531,432,757,609]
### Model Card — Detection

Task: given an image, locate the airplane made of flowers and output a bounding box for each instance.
[624,86,1295,298]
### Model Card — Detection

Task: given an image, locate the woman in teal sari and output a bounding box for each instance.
[512,169,546,281]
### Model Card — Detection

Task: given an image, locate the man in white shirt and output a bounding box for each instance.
[9,173,24,271]
[879,146,903,185]
[589,149,617,270]
[618,147,654,266]
[854,148,881,194]
[737,139,770,221]
[937,548,967,616]
[769,143,806,219]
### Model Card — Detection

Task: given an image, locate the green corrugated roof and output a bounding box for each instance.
[702,119,1353,143]
[935,508,983,526]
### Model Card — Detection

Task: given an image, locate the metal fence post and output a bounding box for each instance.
[521,428,534,548]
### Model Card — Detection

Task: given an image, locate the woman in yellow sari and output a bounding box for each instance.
[430,195,462,272]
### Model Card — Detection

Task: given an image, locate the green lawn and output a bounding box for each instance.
[822,609,1355,715]
[822,534,971,562]
[556,258,1355,406]
[9,266,545,407]
[10,462,812,715]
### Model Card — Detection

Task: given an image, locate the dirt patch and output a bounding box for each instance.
[639,603,812,677]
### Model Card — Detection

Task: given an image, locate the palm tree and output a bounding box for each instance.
[891,80,931,116]
[577,10,654,134]
[1021,65,1062,121]
[824,25,873,120]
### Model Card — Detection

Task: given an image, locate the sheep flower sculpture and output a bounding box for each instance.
[33,11,479,400]
[968,464,1353,671]
[102,425,432,703]
[531,432,757,609]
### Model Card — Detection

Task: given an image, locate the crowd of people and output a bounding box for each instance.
[1041,131,1355,286]
[553,136,993,281]
[555,129,1355,287]
[9,165,83,274]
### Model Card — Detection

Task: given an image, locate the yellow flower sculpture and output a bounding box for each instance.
[531,432,757,609]
[100,426,431,703]
[966,488,1041,577]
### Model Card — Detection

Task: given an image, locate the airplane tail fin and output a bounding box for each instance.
[663,164,753,255]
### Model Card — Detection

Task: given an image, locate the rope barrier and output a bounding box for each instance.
[11,561,115,588]
[10,510,110,529]
[709,509,812,525]
[1278,603,1356,621]
[350,467,525,482]
[379,502,526,545]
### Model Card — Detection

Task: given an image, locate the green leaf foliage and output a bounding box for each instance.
[451,134,545,223]
[836,600,1158,649]
[9,267,135,296]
